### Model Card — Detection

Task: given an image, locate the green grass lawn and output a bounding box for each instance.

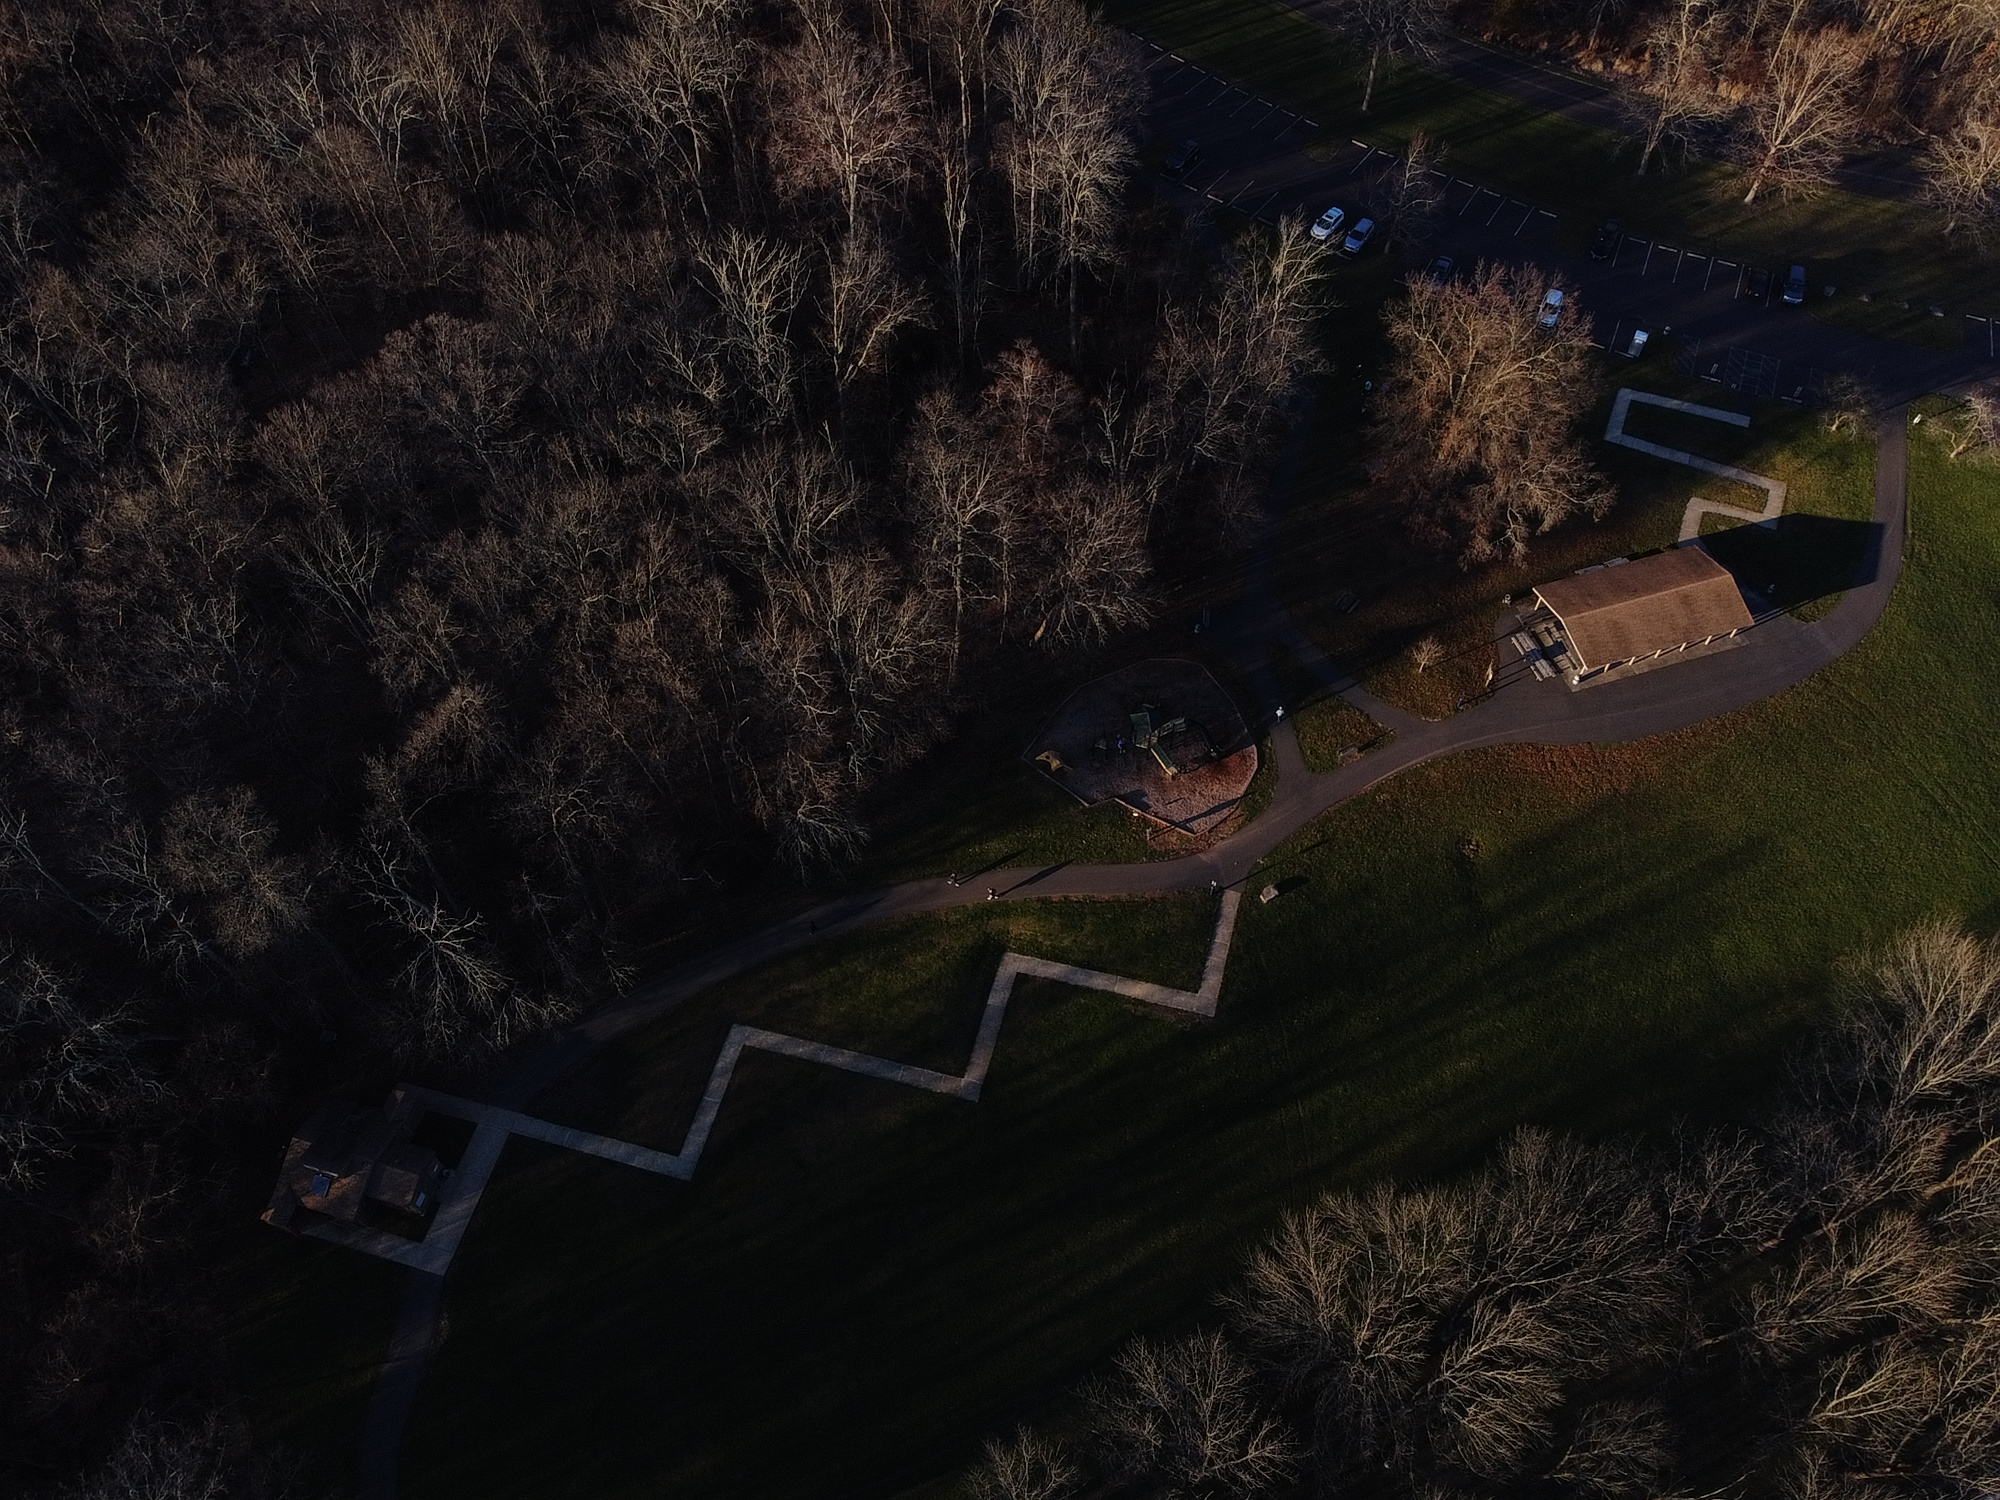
[249,420,1992,1499]
[1291,690,1391,772]
[224,1224,406,1493]
[1110,0,2000,338]
[232,400,1991,1499]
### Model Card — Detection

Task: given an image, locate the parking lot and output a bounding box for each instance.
[1136,33,1999,392]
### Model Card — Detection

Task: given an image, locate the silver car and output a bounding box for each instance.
[1310,206,1347,242]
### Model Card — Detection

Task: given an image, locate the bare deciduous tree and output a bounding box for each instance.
[1740,25,1867,203]
[694,227,808,426]
[769,20,920,238]
[1372,261,1613,563]
[1921,102,2000,245]
[160,787,306,962]
[1320,0,1448,113]
[1373,129,1445,248]
[1625,0,1730,176]
[1090,1329,1299,1498]
[970,1428,1078,1500]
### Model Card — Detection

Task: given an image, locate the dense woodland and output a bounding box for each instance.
[0,0,1327,1487]
[972,922,2000,1500]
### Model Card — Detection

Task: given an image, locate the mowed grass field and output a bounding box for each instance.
[1108,0,2000,345]
[267,419,2000,1499]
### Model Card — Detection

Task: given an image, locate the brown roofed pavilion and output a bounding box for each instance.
[1533,547,1755,674]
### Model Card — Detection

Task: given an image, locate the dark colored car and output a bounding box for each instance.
[1782,263,1808,304]
[1743,266,1772,301]
[1590,219,1622,261]
[1164,139,1202,176]
[1422,255,1455,285]
[1339,217,1376,256]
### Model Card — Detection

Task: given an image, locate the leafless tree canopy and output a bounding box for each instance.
[0,0,1331,1486]
[1370,261,1613,565]
[980,919,2000,1500]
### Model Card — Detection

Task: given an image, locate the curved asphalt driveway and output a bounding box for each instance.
[357,404,1914,1497]
[554,407,1908,1060]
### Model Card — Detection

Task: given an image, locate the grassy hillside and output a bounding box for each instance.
[344,418,2000,1499]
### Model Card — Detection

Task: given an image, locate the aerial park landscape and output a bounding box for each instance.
[1,1,1998,1498]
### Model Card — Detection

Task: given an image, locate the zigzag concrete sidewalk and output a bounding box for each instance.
[310,890,1242,1279]
[1603,387,1789,541]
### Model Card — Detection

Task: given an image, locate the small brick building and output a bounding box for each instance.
[263,1087,443,1232]
[1534,546,1755,677]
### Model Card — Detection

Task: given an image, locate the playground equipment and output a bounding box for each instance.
[1129,706,1190,776]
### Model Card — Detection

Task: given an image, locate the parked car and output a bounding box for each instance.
[1743,266,1772,300]
[1782,263,1807,304]
[1339,217,1375,256]
[1621,327,1651,359]
[1590,219,1622,261]
[1309,205,1347,241]
[1538,287,1565,329]
[1164,139,1202,176]
[1422,255,1455,286]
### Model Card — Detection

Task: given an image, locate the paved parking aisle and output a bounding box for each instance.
[1133,32,1991,398]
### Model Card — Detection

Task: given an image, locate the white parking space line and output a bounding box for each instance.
[1203,80,1233,105]
[1254,190,1278,219]
[1301,117,1320,128]
[1252,104,1277,128]
[1485,195,1516,227]
[1229,92,1260,117]
[1536,209,1557,219]
[1228,178,1256,205]
[1640,240,1656,274]
[1511,203,1536,235]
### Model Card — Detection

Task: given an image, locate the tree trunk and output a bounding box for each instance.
[1638,114,1667,176]
[1362,45,1383,113]
[1743,153,1772,203]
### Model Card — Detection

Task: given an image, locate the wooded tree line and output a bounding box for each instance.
[971,920,2000,1500]
[0,0,1328,1487]
[1334,0,2000,225]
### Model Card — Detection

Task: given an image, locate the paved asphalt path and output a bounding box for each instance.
[350,42,1978,1488]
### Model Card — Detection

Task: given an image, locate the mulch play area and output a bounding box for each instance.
[1026,659,1257,839]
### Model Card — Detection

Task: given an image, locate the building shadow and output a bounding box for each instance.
[1701,515,1883,612]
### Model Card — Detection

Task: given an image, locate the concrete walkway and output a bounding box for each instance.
[321,892,1243,1284]
[352,403,1928,1500]
[1602,388,1789,540]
